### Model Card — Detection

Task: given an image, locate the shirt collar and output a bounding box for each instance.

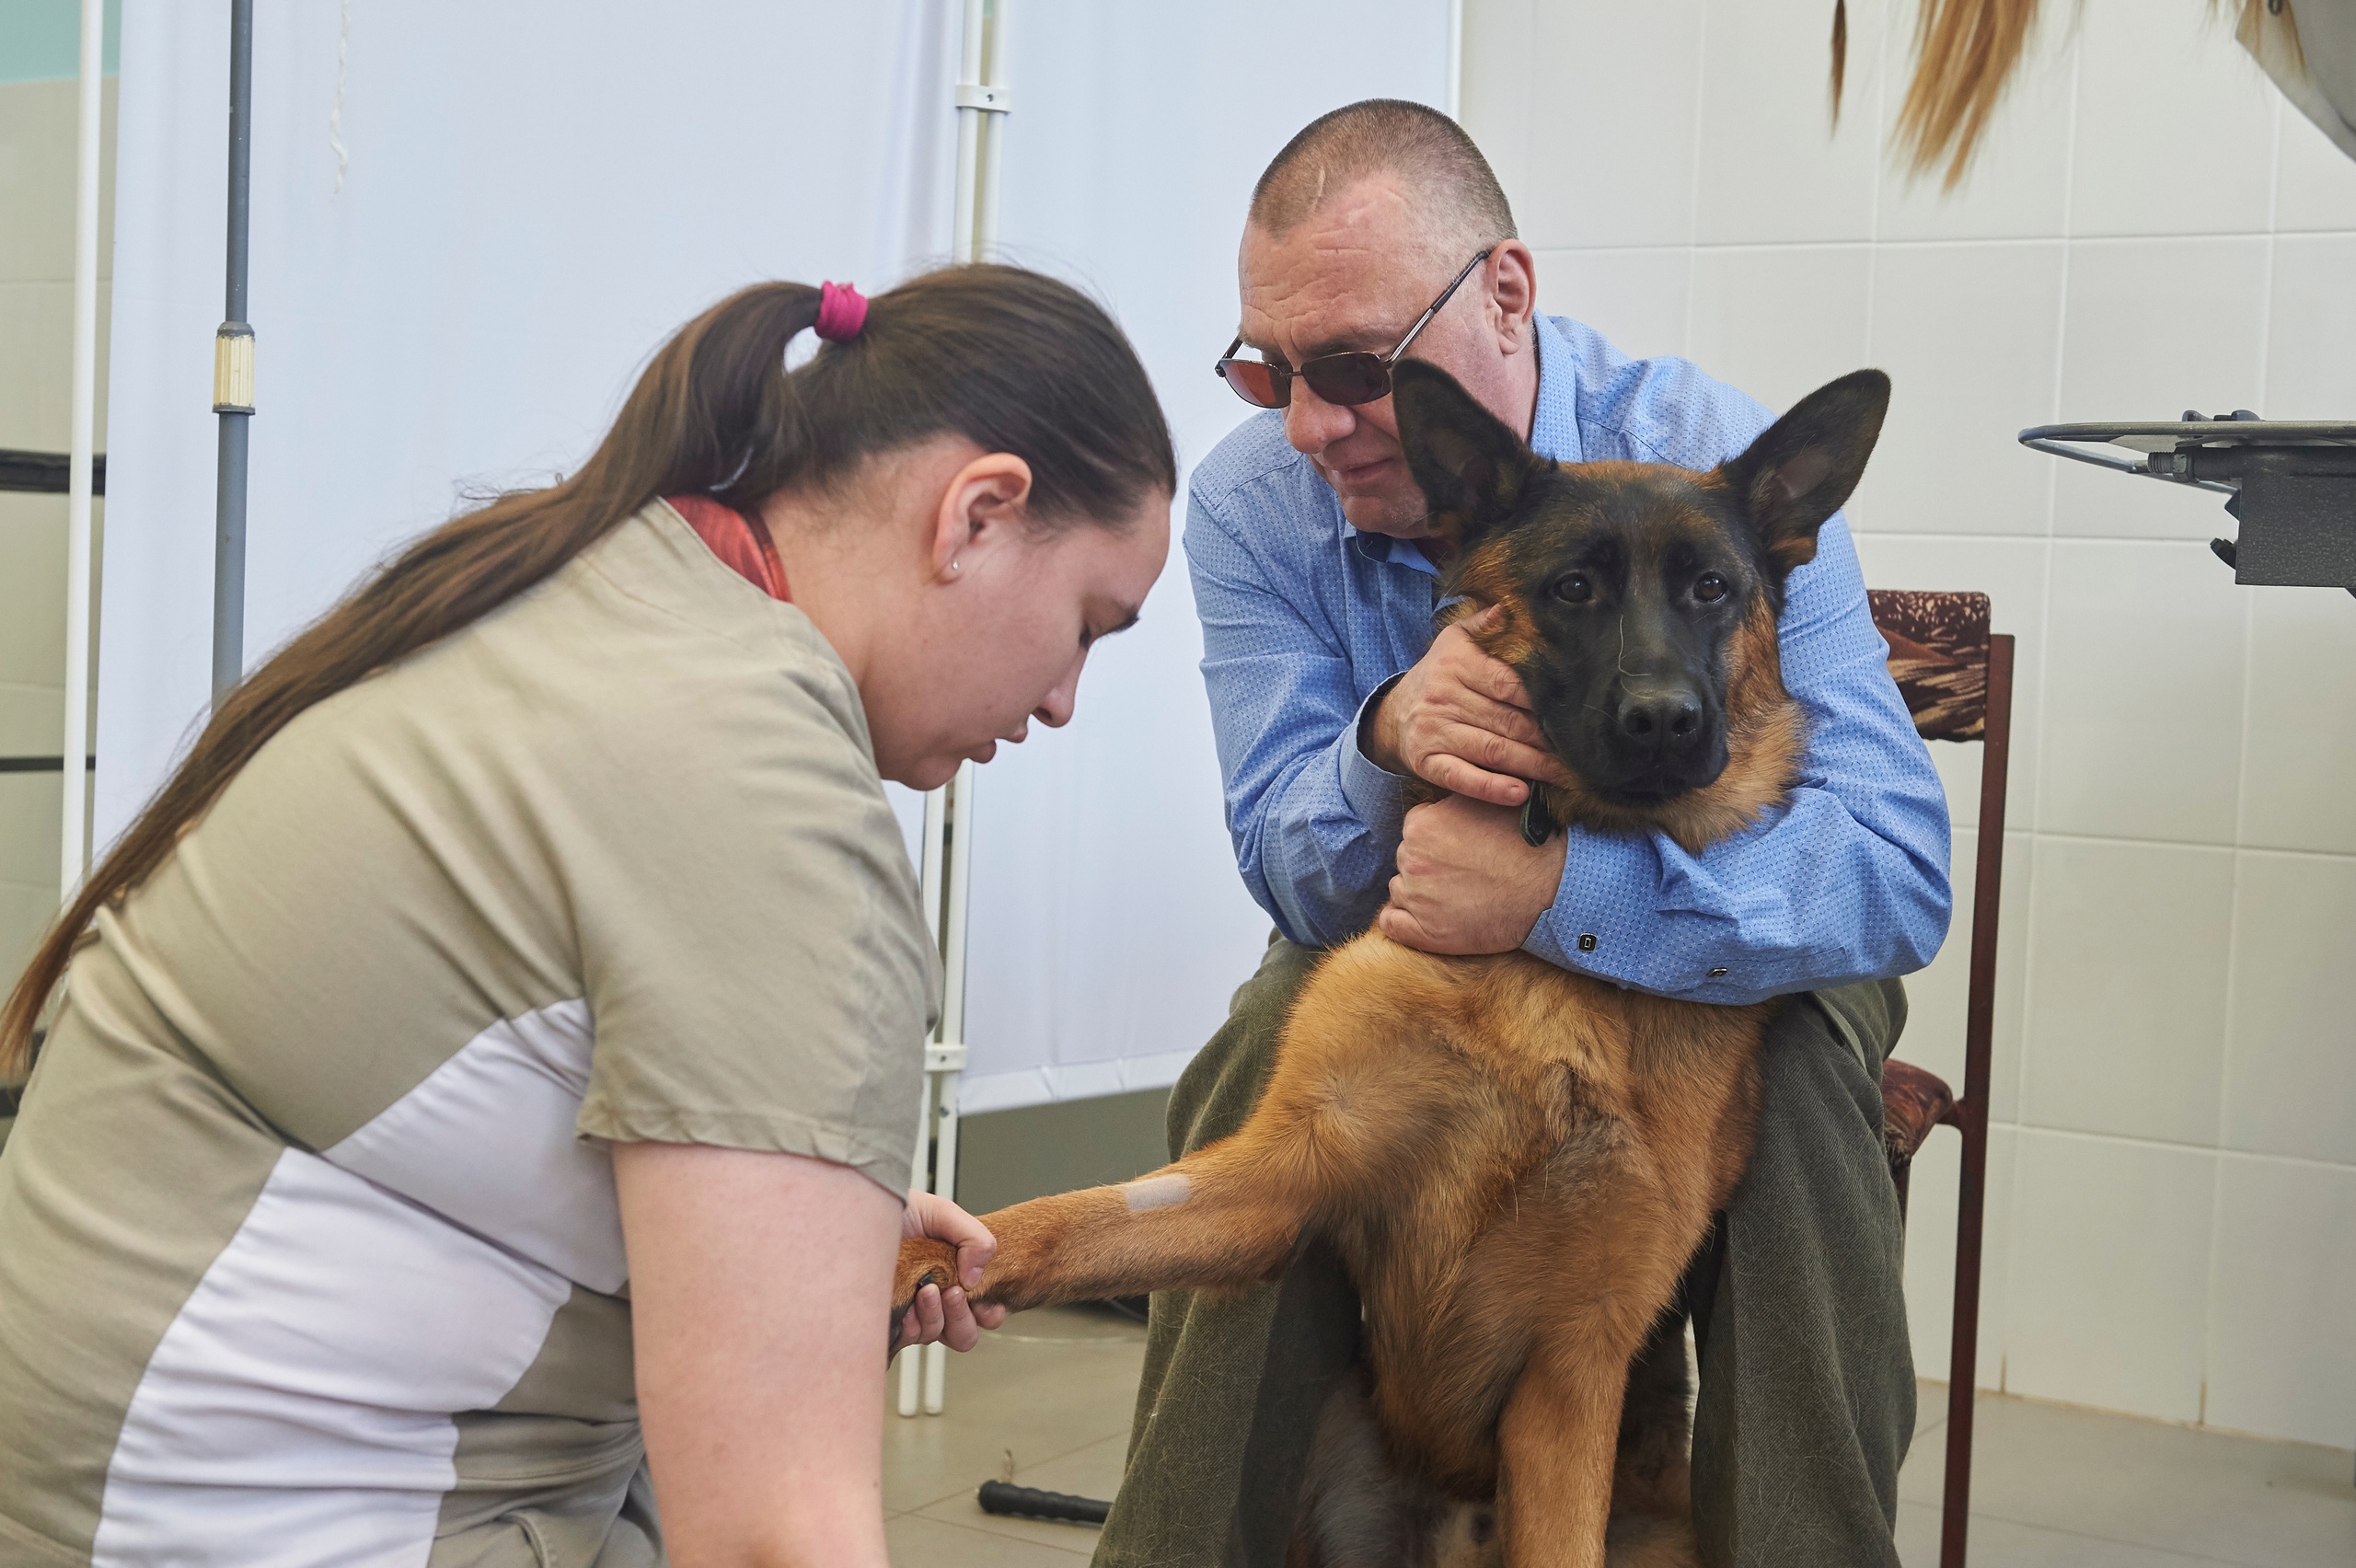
[1344,313,1581,579]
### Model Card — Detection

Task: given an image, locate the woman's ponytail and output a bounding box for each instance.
[1,267,1171,1077]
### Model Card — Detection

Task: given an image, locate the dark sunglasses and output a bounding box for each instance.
[1214,248,1494,410]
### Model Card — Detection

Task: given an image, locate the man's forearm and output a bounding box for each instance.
[1238,716,1410,948]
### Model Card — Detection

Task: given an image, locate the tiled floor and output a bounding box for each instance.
[883,1305,2356,1566]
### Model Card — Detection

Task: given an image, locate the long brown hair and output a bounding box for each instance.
[1851,0,2304,189]
[2,265,1175,1077]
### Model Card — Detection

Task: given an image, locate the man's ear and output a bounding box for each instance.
[1718,368,1890,578]
[1392,359,1544,552]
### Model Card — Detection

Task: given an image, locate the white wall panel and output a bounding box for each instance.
[2276,93,2356,230]
[1521,0,1704,249]
[2018,836,2233,1146]
[2206,1156,2356,1448]
[1685,244,1873,414]
[2237,587,2356,857]
[2266,234,2356,417]
[2223,852,2356,1166]
[2067,0,2278,239]
[1533,247,1691,362]
[2004,1129,2214,1424]
[1691,0,1887,247]
[2037,539,2246,844]
[1852,240,2063,537]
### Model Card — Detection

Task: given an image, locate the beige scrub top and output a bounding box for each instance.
[0,502,939,1567]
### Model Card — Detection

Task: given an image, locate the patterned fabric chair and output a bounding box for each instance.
[1870,588,2016,1568]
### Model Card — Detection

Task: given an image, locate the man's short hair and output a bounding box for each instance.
[1249,99,1517,248]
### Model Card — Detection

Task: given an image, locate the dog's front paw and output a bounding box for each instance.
[887,1238,962,1354]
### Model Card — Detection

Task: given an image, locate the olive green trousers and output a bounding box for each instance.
[1092,936,1914,1568]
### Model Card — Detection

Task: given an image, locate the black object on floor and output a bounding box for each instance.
[976,1480,1112,1526]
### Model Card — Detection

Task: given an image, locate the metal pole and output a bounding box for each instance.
[212,0,256,702]
[896,784,953,1418]
[899,0,1010,1420]
[59,0,104,896]
[976,0,1008,259]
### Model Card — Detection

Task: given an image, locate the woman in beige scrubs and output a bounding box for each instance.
[0,267,1174,1567]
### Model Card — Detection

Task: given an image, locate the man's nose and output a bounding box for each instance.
[1612,682,1704,754]
[1282,382,1355,456]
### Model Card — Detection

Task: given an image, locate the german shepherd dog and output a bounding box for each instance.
[893,361,1892,1567]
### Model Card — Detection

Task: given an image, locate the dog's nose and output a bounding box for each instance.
[1614,686,1704,752]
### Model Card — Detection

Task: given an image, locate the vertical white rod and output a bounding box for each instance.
[60,0,104,898]
[921,755,979,1413]
[939,758,976,1065]
[895,1068,936,1417]
[953,0,985,264]
[898,777,949,1413]
[1446,0,1464,120]
[976,0,1009,259]
[900,0,999,1419]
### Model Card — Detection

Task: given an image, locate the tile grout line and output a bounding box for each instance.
[1852,530,2256,546]
[1995,21,2088,1401]
[2198,89,2286,1431]
[1528,228,2356,255]
[1992,1118,2356,1177]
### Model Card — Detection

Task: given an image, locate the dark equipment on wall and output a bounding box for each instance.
[2020,416,2356,597]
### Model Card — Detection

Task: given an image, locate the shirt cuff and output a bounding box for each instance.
[1523,828,1736,998]
[1338,674,1414,828]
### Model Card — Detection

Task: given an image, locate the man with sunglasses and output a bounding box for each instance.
[1095,101,1950,1568]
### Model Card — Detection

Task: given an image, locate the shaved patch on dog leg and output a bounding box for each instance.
[1122,1173,1193,1213]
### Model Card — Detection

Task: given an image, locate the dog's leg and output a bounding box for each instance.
[892,1134,1309,1319]
[1485,1151,1713,1568]
[896,956,1495,1323]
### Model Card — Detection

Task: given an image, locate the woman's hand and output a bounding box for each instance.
[895,1192,1009,1352]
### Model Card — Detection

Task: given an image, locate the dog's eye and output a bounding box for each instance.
[1693,573,1729,604]
[1551,572,1594,605]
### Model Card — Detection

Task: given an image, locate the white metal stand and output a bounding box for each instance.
[58,0,104,899]
[897,0,1011,1421]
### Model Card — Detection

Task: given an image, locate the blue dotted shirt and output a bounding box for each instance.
[1184,314,1953,1003]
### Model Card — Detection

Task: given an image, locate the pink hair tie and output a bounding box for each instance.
[814,280,867,340]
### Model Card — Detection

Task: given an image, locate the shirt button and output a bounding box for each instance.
[1707,966,1729,977]
[1576,933,1598,952]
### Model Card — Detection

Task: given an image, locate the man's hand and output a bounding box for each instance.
[1378,794,1567,956]
[1364,606,1575,807]
[895,1191,1009,1353]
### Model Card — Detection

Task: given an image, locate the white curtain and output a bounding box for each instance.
[98,0,1449,1115]
[956,2,1450,1111]
[99,0,959,843]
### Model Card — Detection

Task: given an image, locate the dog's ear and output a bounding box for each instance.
[1392,359,1544,552]
[1718,369,1890,578]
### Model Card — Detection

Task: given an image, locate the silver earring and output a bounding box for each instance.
[952,559,962,572]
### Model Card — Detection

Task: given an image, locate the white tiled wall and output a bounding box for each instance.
[0,75,111,985]
[1466,0,2356,1447]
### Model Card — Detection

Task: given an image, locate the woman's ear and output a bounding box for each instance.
[930,453,1034,582]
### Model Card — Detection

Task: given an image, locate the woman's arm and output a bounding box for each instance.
[616,1144,997,1568]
